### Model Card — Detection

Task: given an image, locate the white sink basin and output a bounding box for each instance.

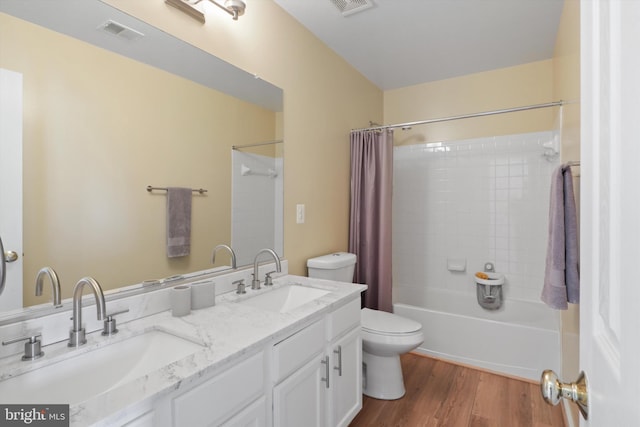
[238,284,330,313]
[0,329,204,404]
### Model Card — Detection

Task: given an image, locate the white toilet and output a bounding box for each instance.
[307,252,424,400]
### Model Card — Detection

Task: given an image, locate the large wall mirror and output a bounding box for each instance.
[0,0,284,314]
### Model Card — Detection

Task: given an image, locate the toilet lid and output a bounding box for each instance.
[361,308,422,335]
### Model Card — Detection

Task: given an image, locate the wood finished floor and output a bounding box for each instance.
[349,353,565,427]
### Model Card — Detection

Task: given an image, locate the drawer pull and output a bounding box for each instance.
[321,355,330,388]
[333,345,343,376]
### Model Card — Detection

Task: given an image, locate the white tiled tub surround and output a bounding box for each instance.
[393,130,560,303]
[0,262,365,426]
[391,131,562,380]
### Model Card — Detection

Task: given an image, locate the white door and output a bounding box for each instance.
[580,0,640,424]
[0,68,23,311]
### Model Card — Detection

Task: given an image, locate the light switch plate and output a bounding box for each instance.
[296,204,305,224]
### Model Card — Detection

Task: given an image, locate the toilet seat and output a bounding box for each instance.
[361,308,422,336]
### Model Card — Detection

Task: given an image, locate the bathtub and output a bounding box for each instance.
[393,288,561,381]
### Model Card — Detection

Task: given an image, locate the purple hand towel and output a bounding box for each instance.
[541,164,580,309]
[166,187,192,258]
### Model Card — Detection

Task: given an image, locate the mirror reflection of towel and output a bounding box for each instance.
[541,164,579,309]
[166,187,192,258]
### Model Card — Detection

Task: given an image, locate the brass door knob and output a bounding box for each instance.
[541,369,588,419]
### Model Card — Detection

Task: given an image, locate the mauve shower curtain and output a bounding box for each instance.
[349,129,393,312]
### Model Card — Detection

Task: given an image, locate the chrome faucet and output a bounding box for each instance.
[35,267,62,308]
[252,248,281,290]
[211,244,237,269]
[68,277,106,347]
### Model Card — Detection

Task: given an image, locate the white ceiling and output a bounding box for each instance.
[273,0,565,91]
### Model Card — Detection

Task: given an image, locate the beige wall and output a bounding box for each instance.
[553,0,581,424]
[0,13,277,305]
[104,0,383,278]
[384,59,557,145]
[555,1,581,164]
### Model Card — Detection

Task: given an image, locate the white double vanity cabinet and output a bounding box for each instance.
[0,270,366,427]
[154,297,362,427]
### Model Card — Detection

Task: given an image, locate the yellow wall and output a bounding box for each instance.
[0,13,277,305]
[104,0,383,278]
[555,1,581,164]
[383,59,556,144]
[553,0,580,424]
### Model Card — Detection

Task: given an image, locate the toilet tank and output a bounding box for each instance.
[307,252,357,283]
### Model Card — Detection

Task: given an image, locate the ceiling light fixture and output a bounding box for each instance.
[165,0,246,23]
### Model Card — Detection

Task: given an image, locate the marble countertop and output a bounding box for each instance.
[0,275,365,426]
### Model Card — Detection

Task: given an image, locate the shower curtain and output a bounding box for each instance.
[349,129,393,312]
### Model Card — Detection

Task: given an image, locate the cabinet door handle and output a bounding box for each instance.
[0,236,6,297]
[333,345,343,376]
[321,355,330,388]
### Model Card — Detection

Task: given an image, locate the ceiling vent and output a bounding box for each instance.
[329,0,374,17]
[97,20,144,42]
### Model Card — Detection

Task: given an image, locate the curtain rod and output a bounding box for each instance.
[232,140,283,150]
[351,100,565,132]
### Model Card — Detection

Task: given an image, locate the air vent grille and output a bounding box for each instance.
[329,0,374,17]
[98,20,144,42]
